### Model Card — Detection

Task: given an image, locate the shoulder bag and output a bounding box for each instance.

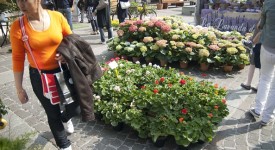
[120,0,130,9]
[19,17,72,105]
[96,0,109,10]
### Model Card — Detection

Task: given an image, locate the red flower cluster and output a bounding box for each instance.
[178,117,184,123]
[208,113,213,118]
[141,85,146,89]
[155,80,159,85]
[168,83,172,88]
[180,79,186,85]
[222,99,226,104]
[153,89,158,94]
[160,77,165,82]
[214,105,219,109]
[181,108,188,114]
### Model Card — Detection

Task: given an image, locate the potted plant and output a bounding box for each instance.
[198,48,211,71]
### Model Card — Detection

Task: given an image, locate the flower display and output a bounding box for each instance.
[93,59,229,147]
[108,16,249,70]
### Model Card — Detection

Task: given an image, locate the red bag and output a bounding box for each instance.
[41,73,61,105]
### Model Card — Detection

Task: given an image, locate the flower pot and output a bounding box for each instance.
[159,59,168,67]
[200,63,209,71]
[0,118,7,130]
[132,57,140,63]
[238,64,245,70]
[145,57,154,63]
[112,122,124,131]
[157,3,163,10]
[154,136,167,148]
[179,61,188,69]
[223,65,233,72]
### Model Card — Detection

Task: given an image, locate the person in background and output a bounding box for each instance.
[42,0,56,10]
[92,0,113,44]
[55,0,74,30]
[77,0,86,23]
[86,0,99,34]
[10,0,80,149]
[117,0,129,23]
[249,0,275,126]
[241,21,262,92]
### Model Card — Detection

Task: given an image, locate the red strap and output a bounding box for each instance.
[19,17,41,74]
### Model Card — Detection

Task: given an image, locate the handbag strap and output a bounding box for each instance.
[19,16,41,74]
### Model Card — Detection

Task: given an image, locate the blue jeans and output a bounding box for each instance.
[99,27,113,42]
[29,66,80,148]
[58,8,73,30]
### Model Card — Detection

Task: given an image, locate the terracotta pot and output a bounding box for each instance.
[223,65,233,72]
[132,57,140,63]
[238,64,245,70]
[159,59,167,67]
[179,61,188,69]
[200,63,209,71]
[157,3,163,10]
[145,57,154,63]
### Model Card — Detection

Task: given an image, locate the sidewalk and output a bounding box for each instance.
[1,7,272,150]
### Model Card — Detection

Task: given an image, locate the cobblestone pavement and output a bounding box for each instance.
[1,7,274,150]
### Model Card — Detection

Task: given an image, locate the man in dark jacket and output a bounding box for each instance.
[55,0,74,30]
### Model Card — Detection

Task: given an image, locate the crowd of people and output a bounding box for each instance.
[42,0,129,44]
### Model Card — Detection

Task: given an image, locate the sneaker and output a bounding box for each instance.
[261,120,273,126]
[61,145,72,150]
[241,83,251,90]
[101,41,106,44]
[65,119,74,134]
[80,21,83,23]
[249,109,260,118]
[90,31,97,35]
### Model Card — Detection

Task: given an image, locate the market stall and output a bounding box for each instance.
[196,0,262,34]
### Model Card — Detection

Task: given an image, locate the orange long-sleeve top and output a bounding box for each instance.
[11,10,72,72]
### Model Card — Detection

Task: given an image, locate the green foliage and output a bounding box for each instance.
[0,0,19,14]
[0,132,34,150]
[0,99,8,117]
[93,59,229,146]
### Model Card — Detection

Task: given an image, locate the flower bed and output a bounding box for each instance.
[93,59,229,147]
[107,16,250,70]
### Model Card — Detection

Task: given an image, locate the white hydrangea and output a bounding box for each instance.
[135,61,140,64]
[142,64,146,68]
[146,71,151,75]
[148,63,152,66]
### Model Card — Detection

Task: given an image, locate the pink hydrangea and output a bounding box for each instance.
[129,25,138,32]
[154,20,164,28]
[117,30,124,37]
[161,25,171,33]
[208,44,221,51]
[143,37,154,43]
[185,42,197,47]
[156,40,167,48]
[134,20,143,25]
[147,21,155,27]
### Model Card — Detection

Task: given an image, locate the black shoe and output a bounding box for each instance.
[251,87,258,92]
[241,83,251,90]
[249,109,260,118]
[80,21,83,23]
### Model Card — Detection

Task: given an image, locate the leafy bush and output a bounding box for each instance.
[0,133,33,150]
[93,59,229,147]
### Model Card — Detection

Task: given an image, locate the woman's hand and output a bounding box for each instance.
[17,89,28,104]
[55,53,66,63]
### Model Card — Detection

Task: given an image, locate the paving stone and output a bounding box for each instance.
[260,128,272,136]
[94,143,107,150]
[116,133,128,141]
[123,139,136,147]
[33,122,50,132]
[15,109,32,119]
[236,145,248,150]
[260,135,271,142]
[223,140,235,149]
[109,138,123,148]
[117,145,130,150]
[261,142,274,149]
[132,143,146,150]
[248,133,259,141]
[105,145,117,150]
